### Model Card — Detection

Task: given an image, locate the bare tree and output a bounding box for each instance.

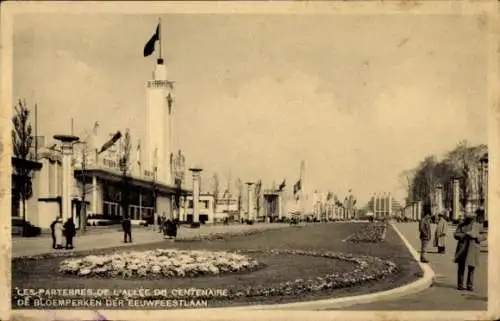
[119,129,132,219]
[12,100,35,235]
[398,169,415,205]
[76,142,91,232]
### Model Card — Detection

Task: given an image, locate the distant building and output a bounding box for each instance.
[214,192,240,222]
[368,193,402,219]
[179,194,215,224]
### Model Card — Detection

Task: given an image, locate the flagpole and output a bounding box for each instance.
[158,17,162,61]
[34,104,38,160]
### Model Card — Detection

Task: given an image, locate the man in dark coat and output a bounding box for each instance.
[419,212,432,263]
[122,217,132,243]
[50,217,57,249]
[63,217,76,249]
[454,211,486,291]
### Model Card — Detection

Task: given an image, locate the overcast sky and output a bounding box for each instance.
[13,13,488,204]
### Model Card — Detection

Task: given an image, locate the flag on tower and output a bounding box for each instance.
[278,179,286,192]
[293,179,302,199]
[143,24,160,57]
[98,131,122,154]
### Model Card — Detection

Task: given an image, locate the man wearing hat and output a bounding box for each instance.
[419,212,432,263]
[453,210,486,291]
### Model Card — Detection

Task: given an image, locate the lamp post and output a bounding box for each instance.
[189,168,203,225]
[246,182,254,222]
[53,135,79,223]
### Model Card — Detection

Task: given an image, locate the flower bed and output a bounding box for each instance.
[53,249,396,301]
[59,249,261,278]
[14,249,397,306]
[348,223,387,243]
[176,227,296,242]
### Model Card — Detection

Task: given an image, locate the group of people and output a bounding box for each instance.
[50,217,76,249]
[419,209,486,291]
[158,216,179,239]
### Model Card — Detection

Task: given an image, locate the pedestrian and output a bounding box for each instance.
[162,219,171,238]
[53,217,64,249]
[434,214,447,253]
[63,217,76,249]
[164,218,178,239]
[419,212,432,263]
[50,217,58,249]
[454,210,486,291]
[122,217,132,243]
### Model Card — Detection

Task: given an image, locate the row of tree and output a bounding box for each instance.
[399,140,487,215]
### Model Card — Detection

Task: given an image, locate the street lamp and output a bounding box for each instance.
[53,134,79,224]
[189,167,203,226]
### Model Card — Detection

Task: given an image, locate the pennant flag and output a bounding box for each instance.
[136,140,141,166]
[143,24,160,57]
[327,191,333,200]
[98,131,122,154]
[293,179,302,198]
[278,179,286,191]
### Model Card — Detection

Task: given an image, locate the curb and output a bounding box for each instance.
[202,222,434,311]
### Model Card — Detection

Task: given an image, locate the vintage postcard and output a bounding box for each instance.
[1,1,499,320]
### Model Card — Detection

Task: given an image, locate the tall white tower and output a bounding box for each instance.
[145,58,174,185]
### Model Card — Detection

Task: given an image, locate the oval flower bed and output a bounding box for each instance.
[59,249,261,278]
[349,223,387,243]
[89,249,397,301]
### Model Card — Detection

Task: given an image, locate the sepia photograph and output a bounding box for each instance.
[1,2,498,320]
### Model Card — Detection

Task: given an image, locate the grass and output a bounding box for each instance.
[12,222,422,308]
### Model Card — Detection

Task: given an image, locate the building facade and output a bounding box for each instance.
[12,58,190,231]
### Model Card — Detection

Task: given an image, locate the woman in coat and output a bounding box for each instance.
[53,217,64,249]
[454,211,486,291]
[434,214,447,253]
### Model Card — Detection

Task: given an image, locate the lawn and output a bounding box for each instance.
[12,222,422,308]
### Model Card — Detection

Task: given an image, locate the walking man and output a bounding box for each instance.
[419,212,432,263]
[122,217,132,243]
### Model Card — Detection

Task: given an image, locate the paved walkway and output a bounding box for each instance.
[12,223,289,258]
[327,222,487,310]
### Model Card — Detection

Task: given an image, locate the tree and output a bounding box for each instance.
[402,140,487,216]
[12,100,35,235]
[119,129,132,219]
[398,169,416,205]
[76,142,92,232]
